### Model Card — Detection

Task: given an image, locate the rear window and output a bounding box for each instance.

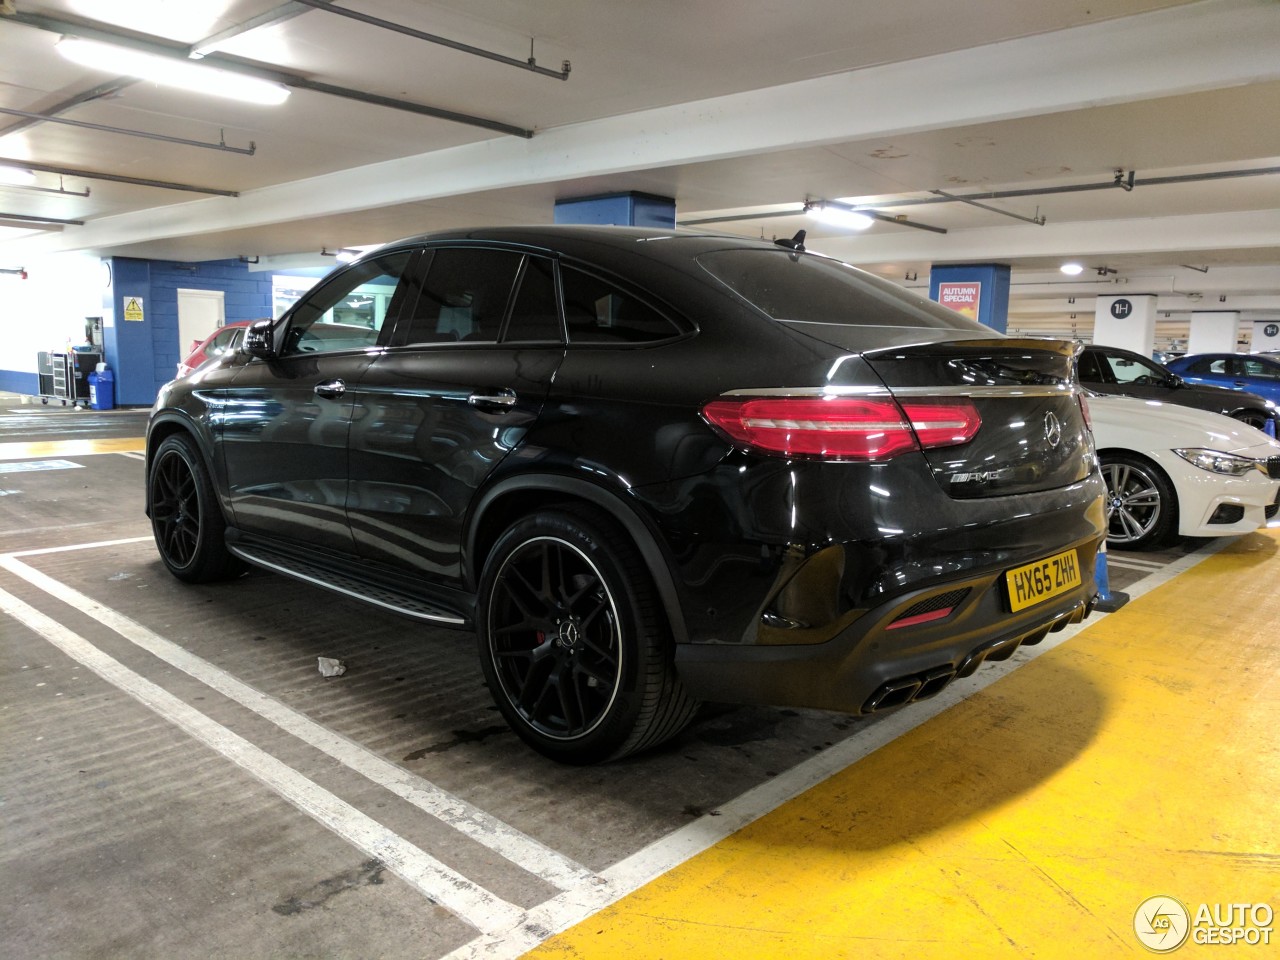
[697,249,988,330]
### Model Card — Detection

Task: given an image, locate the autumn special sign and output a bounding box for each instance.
[937,282,982,321]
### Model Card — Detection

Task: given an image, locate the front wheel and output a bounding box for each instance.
[1231,410,1269,431]
[1100,453,1178,550]
[149,434,243,582]
[477,507,697,764]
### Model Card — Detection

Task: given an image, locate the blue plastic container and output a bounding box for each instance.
[88,368,115,410]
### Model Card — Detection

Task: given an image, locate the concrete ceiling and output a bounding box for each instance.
[1,0,1277,348]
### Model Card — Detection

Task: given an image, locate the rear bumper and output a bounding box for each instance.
[674,532,1101,715]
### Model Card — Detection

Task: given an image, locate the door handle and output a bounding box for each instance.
[468,389,518,411]
[314,378,346,399]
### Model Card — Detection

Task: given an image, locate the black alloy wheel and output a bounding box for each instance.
[149,434,242,582]
[477,507,696,764]
[1100,453,1177,550]
[1231,410,1270,431]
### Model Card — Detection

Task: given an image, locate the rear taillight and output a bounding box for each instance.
[701,394,980,461]
[1077,392,1092,431]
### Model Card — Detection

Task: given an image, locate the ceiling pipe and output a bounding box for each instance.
[0,175,90,198]
[0,79,135,139]
[849,165,1280,211]
[0,106,256,155]
[0,211,84,225]
[3,9,534,138]
[0,157,237,196]
[929,188,1045,225]
[683,201,948,234]
[289,0,571,81]
[682,165,1280,232]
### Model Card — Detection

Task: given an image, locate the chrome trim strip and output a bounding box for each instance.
[721,384,1073,399]
[228,546,468,626]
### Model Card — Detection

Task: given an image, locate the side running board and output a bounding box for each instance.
[228,542,470,627]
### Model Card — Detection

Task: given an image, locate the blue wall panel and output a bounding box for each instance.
[554,192,676,227]
[104,257,272,406]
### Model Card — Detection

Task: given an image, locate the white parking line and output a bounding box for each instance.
[1105,555,1166,571]
[440,538,1231,959]
[8,536,152,557]
[0,549,594,892]
[4,533,1231,958]
[0,583,524,936]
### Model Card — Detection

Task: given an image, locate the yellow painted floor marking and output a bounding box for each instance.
[526,531,1280,959]
[0,437,145,461]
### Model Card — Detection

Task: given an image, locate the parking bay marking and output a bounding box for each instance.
[439,538,1233,960]
[0,583,524,936]
[5,536,1229,957]
[0,547,594,892]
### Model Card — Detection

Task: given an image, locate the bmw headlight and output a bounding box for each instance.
[1173,448,1260,476]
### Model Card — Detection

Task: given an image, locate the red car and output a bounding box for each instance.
[176,320,257,378]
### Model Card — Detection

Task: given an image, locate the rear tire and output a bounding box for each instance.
[477,506,697,764]
[149,434,243,582]
[1100,452,1177,550]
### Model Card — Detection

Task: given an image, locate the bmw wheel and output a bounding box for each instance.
[149,434,243,582]
[477,506,697,764]
[1100,453,1177,550]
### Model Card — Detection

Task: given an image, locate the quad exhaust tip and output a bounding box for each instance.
[860,601,1091,713]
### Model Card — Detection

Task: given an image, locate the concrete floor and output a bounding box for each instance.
[2,394,1272,959]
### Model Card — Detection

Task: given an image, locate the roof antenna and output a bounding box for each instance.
[774,229,806,253]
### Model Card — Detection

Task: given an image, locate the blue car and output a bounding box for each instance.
[1165,353,1280,408]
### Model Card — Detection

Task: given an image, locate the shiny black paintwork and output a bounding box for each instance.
[147,226,1106,716]
[1079,343,1277,428]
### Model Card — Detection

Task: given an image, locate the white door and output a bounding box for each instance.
[177,288,226,353]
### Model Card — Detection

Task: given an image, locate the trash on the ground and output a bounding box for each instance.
[317,657,347,677]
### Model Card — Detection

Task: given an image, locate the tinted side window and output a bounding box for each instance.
[400,248,522,345]
[503,256,562,343]
[283,251,413,356]
[561,266,680,344]
[1077,351,1107,383]
[209,326,239,355]
[1105,352,1163,384]
[1242,358,1280,380]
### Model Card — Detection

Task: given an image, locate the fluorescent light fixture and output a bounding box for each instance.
[806,203,874,231]
[1060,262,1085,276]
[0,165,37,186]
[56,37,290,105]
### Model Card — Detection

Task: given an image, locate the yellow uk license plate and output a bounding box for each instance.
[1005,548,1082,612]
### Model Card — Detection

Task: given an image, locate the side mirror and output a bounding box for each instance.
[1165,372,1184,388]
[243,319,276,360]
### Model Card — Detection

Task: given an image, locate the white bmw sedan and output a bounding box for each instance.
[1086,393,1280,549]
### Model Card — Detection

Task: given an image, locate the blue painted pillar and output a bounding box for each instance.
[554,192,676,227]
[102,257,157,407]
[929,263,1011,333]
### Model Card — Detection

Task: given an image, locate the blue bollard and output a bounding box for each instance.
[1093,540,1130,612]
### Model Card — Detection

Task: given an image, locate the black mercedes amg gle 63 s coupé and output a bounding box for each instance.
[146,226,1106,763]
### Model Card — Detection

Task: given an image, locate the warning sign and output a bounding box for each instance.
[937,282,982,321]
[123,296,145,322]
